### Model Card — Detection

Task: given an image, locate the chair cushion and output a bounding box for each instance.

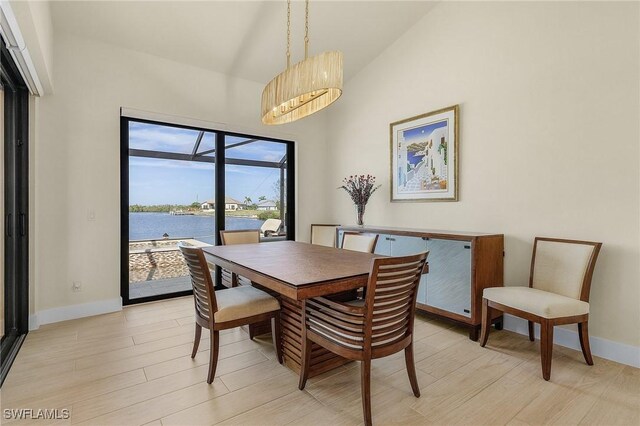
[214,286,280,323]
[483,287,589,319]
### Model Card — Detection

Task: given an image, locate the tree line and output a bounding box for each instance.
[129,203,200,213]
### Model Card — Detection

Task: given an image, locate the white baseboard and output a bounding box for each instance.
[29,314,39,330]
[25,302,638,368]
[30,298,123,330]
[502,314,640,368]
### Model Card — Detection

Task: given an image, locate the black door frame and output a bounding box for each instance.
[1,37,30,387]
[120,116,296,305]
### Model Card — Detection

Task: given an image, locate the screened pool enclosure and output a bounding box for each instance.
[121,117,295,304]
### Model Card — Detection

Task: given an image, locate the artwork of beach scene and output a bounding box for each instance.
[391,106,458,201]
[397,120,449,192]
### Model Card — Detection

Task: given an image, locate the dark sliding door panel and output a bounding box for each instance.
[1,36,30,387]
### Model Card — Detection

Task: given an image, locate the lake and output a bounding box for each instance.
[129,212,265,244]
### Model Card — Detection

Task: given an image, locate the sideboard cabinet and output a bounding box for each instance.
[337,226,504,340]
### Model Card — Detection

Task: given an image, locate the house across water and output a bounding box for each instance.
[200,196,245,211]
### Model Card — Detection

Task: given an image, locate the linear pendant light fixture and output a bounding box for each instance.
[261,0,343,125]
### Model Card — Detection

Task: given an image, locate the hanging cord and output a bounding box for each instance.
[286,0,291,68]
[304,0,309,59]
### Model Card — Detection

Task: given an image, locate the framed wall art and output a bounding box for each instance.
[390,105,459,202]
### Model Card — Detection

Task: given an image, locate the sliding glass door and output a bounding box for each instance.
[121,117,294,305]
[124,121,216,302]
[1,36,29,386]
[224,138,292,240]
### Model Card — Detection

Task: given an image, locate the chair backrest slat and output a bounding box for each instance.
[529,238,602,301]
[374,285,415,300]
[371,329,409,347]
[373,308,412,325]
[178,242,217,323]
[306,313,364,348]
[364,251,428,350]
[307,312,364,336]
[370,296,414,313]
[306,300,364,325]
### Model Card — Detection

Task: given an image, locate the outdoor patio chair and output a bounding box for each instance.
[260,218,282,237]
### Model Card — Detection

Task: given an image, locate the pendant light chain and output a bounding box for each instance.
[304,0,310,59]
[286,0,291,68]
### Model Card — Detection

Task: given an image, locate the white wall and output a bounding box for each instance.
[325,1,640,349]
[33,32,330,314]
[27,1,640,357]
[9,0,54,93]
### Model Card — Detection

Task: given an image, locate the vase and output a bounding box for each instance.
[355,204,365,227]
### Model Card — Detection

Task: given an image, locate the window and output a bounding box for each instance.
[121,117,295,305]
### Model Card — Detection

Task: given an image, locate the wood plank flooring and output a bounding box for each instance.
[1,296,638,425]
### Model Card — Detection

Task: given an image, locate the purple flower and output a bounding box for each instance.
[337,174,382,208]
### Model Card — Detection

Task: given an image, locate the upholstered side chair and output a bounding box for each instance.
[480,237,602,381]
[178,242,283,383]
[219,229,260,287]
[220,229,260,245]
[341,231,379,253]
[310,224,341,247]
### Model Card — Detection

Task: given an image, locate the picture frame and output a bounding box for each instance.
[390,105,459,202]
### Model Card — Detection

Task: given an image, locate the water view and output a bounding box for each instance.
[129,212,265,244]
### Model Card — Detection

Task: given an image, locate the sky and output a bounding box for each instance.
[402,119,448,143]
[128,122,286,205]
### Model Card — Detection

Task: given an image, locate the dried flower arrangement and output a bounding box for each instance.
[338,175,381,226]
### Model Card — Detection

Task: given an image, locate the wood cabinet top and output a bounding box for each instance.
[337,225,503,241]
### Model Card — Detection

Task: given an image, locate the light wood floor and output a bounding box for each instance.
[1,296,638,425]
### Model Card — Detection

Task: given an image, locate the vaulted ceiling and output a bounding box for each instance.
[51,1,435,84]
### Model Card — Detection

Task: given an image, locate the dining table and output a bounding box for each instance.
[202,240,381,377]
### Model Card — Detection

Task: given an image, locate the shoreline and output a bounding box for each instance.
[129,211,263,219]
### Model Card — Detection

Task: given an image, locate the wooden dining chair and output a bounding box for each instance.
[341,231,379,253]
[219,229,260,287]
[310,224,341,247]
[480,237,602,381]
[298,252,429,426]
[178,242,283,383]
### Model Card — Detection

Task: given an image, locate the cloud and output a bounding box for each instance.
[129,122,201,153]
[129,157,214,171]
[129,122,288,163]
[226,141,286,162]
